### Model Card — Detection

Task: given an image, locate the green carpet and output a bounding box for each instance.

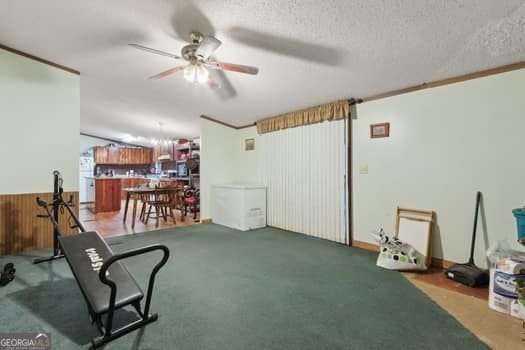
[0,224,487,349]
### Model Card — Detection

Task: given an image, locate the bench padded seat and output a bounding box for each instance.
[59,231,144,315]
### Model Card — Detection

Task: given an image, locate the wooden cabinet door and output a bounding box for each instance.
[143,148,152,164]
[119,148,128,164]
[93,146,100,164]
[108,147,119,164]
[133,149,142,164]
[94,146,109,164]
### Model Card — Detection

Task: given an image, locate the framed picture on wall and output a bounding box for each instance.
[370,122,390,138]
[245,138,255,151]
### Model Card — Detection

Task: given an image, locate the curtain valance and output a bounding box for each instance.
[256,99,350,134]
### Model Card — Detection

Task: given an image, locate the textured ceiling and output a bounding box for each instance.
[1,0,524,142]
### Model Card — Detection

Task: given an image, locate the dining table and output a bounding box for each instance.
[122,186,178,228]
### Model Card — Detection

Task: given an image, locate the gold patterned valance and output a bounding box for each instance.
[255,99,350,134]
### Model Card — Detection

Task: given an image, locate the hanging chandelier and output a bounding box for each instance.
[150,122,174,145]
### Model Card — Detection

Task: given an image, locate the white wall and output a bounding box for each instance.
[200,119,239,219]
[0,49,80,194]
[353,69,525,266]
[80,134,111,155]
[234,127,259,183]
[199,119,259,219]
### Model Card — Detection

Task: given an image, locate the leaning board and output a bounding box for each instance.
[395,208,434,268]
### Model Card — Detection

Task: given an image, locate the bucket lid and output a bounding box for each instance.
[512,208,525,217]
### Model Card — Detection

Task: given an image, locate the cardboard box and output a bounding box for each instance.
[489,258,525,319]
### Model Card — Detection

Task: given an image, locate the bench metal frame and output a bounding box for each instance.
[92,244,169,348]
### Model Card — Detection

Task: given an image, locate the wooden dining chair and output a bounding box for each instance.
[143,185,173,227]
[138,181,152,222]
[165,187,185,224]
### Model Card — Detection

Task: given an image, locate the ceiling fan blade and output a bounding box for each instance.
[207,74,220,88]
[129,44,181,60]
[228,27,344,66]
[208,68,237,99]
[149,66,186,80]
[196,36,222,59]
[206,61,259,75]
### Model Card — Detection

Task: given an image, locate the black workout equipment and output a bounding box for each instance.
[0,263,16,286]
[444,191,489,287]
[34,171,83,264]
[35,171,170,348]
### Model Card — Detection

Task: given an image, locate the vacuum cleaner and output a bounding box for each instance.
[444,191,489,287]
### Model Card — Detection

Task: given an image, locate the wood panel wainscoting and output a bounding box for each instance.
[0,191,79,255]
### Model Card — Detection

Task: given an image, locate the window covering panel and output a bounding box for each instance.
[258,119,348,243]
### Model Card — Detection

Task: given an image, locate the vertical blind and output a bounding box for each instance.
[259,119,348,243]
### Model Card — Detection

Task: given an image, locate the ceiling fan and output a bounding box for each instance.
[129,32,259,85]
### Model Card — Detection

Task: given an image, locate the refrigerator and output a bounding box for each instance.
[79,157,94,203]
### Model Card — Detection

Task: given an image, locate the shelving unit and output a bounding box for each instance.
[175,140,200,188]
[155,138,200,188]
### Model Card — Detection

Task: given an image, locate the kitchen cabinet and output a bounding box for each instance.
[108,147,120,163]
[152,143,174,161]
[119,148,129,164]
[94,146,108,164]
[131,148,151,164]
[94,146,152,165]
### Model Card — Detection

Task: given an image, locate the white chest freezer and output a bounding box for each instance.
[211,185,266,231]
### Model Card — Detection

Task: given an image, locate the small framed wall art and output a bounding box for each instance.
[245,138,255,151]
[370,122,390,138]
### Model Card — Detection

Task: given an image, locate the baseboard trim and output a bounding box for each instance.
[351,240,454,269]
[430,257,454,269]
[351,239,380,252]
[201,218,212,224]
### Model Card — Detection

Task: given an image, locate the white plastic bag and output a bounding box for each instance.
[371,229,427,271]
[487,241,525,265]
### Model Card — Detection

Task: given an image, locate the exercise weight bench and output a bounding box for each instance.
[35,172,170,348]
[59,232,169,348]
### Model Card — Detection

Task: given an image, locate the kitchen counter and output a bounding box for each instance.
[88,177,187,212]
[94,178,121,213]
[85,175,182,181]
[85,175,151,179]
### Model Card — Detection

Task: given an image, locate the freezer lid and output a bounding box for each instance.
[212,184,266,190]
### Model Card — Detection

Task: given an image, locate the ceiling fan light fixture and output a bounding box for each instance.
[196,65,209,84]
[183,64,196,82]
[184,63,209,84]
